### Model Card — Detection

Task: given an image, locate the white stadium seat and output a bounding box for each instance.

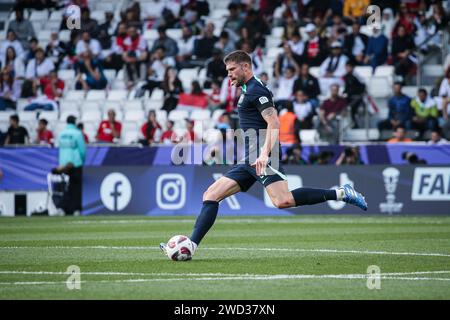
[191,109,210,121]
[65,90,85,100]
[60,111,80,121]
[124,109,145,122]
[166,28,183,40]
[58,70,76,81]
[143,29,159,42]
[81,101,102,111]
[150,89,164,101]
[124,100,143,110]
[38,111,58,122]
[86,90,106,101]
[107,90,128,101]
[18,111,37,122]
[81,110,102,123]
[168,110,189,122]
[368,77,392,98]
[299,129,320,144]
[178,68,198,92]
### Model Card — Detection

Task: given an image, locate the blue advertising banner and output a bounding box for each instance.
[2,145,450,191]
[82,165,450,216]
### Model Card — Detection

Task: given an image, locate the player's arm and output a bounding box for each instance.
[253,105,280,176]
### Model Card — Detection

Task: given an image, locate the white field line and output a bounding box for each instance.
[65,218,447,225]
[1,245,450,258]
[1,271,450,286]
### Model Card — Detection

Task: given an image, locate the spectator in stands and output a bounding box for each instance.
[75,31,102,60]
[427,128,448,145]
[336,146,364,165]
[96,109,122,143]
[0,70,21,110]
[282,143,308,165]
[391,25,416,79]
[192,22,218,64]
[439,68,450,138]
[223,2,244,41]
[292,90,314,129]
[328,14,347,41]
[182,119,198,143]
[274,42,301,81]
[279,100,301,145]
[293,63,321,109]
[410,88,439,136]
[24,70,63,111]
[75,50,107,91]
[387,125,413,143]
[378,82,413,131]
[160,120,177,144]
[241,42,264,77]
[178,80,208,109]
[205,49,227,89]
[301,23,328,67]
[241,9,269,48]
[161,67,183,114]
[4,114,29,145]
[25,47,55,80]
[77,7,99,38]
[139,110,162,146]
[274,66,298,110]
[142,0,180,29]
[207,80,222,113]
[287,31,305,57]
[98,11,116,50]
[0,31,24,65]
[318,41,348,96]
[57,115,86,216]
[343,61,366,128]
[151,26,179,58]
[343,22,368,65]
[319,84,347,142]
[381,8,395,40]
[176,26,196,69]
[1,46,25,81]
[24,37,38,63]
[103,22,127,72]
[77,123,89,144]
[136,46,167,97]
[122,7,143,31]
[282,14,300,42]
[365,27,389,71]
[35,118,54,146]
[215,31,236,56]
[45,32,68,70]
[7,8,36,51]
[123,26,148,89]
[343,0,369,24]
[393,3,415,36]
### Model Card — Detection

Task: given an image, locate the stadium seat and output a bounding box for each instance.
[267,47,283,59]
[168,110,189,122]
[86,90,106,101]
[90,10,106,23]
[65,90,86,100]
[101,102,122,114]
[38,111,58,122]
[191,109,210,121]
[81,110,102,123]
[374,65,395,83]
[143,29,159,42]
[343,129,380,142]
[368,77,392,98]
[102,109,123,121]
[122,130,139,145]
[107,90,128,101]
[150,89,164,101]
[155,110,167,124]
[54,122,67,139]
[0,111,15,122]
[59,30,71,42]
[211,8,229,19]
[58,70,76,82]
[49,10,63,22]
[144,99,163,111]
[212,109,225,121]
[178,68,198,92]
[18,111,37,123]
[271,26,284,38]
[103,69,117,85]
[266,36,282,49]
[423,65,444,78]
[309,67,320,78]
[124,109,145,122]
[59,100,79,112]
[30,10,48,21]
[60,110,80,121]
[166,28,183,40]
[16,98,30,111]
[44,20,61,31]
[402,86,419,98]
[123,100,143,110]
[37,30,52,43]
[299,129,320,144]
[354,66,373,80]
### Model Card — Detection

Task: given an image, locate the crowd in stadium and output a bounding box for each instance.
[0,0,449,151]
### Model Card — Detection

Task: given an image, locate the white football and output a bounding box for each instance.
[165,235,194,261]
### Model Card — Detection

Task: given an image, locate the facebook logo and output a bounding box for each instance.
[100,173,132,211]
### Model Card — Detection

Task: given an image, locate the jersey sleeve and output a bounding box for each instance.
[252,88,275,113]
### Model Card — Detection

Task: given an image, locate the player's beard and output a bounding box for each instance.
[235,73,246,87]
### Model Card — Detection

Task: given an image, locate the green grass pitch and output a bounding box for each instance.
[0,215,450,299]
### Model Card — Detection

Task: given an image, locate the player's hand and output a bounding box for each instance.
[252,154,269,176]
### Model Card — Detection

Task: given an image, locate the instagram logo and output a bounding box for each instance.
[156,174,186,209]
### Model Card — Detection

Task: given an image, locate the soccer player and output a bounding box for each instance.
[161,50,367,259]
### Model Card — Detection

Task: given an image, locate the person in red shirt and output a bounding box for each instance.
[77,122,89,144]
[96,109,122,143]
[319,84,347,142]
[40,70,65,100]
[182,119,198,143]
[160,120,178,144]
[35,118,54,146]
[140,110,162,145]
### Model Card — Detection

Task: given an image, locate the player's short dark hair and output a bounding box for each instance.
[223,50,252,66]
[39,118,48,126]
[418,88,427,95]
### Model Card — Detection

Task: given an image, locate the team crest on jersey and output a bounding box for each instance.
[259,96,269,104]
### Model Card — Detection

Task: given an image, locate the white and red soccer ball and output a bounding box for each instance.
[165,235,194,261]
